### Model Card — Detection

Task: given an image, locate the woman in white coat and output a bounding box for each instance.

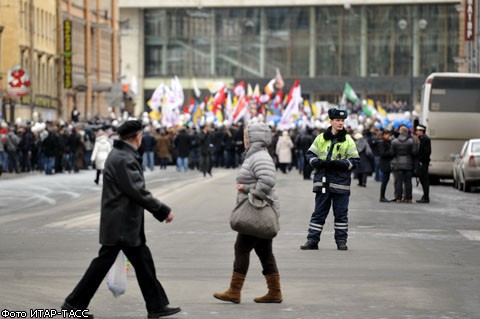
[275,130,294,174]
[91,130,112,184]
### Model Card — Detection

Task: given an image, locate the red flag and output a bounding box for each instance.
[286,79,299,105]
[232,96,247,124]
[233,81,245,97]
[212,85,226,114]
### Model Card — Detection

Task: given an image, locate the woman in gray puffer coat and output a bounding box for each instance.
[214,122,282,304]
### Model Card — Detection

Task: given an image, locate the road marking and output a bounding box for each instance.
[458,230,480,241]
[45,213,99,229]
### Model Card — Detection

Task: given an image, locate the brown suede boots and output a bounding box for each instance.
[214,272,283,304]
[254,273,283,303]
[213,272,245,303]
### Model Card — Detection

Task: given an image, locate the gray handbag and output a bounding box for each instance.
[230,190,280,239]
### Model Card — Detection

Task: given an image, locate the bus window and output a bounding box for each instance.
[429,77,480,112]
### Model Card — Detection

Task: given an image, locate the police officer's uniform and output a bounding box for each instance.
[301,108,360,250]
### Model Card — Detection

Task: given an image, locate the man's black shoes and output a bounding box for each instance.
[416,198,430,203]
[379,197,390,202]
[148,306,182,318]
[300,241,319,250]
[61,302,94,319]
[337,243,348,251]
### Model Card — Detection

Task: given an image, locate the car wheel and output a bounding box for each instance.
[464,181,471,192]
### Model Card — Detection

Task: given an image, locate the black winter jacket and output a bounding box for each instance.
[100,140,171,246]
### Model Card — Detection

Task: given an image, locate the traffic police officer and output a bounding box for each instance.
[414,124,431,203]
[300,108,360,251]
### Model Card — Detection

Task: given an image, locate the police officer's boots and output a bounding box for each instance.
[213,272,245,303]
[254,273,283,303]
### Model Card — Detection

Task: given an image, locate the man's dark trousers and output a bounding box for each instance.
[307,192,349,244]
[65,244,169,313]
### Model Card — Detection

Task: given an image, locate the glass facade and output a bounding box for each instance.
[144,4,459,80]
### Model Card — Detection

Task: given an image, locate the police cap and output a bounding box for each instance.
[328,108,348,120]
[416,124,426,131]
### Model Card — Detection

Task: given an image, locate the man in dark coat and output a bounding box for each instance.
[199,124,214,177]
[414,124,431,203]
[62,119,181,318]
[377,129,394,202]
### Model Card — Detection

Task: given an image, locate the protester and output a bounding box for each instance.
[199,124,214,177]
[275,130,294,174]
[173,126,191,172]
[141,125,157,171]
[391,125,418,203]
[377,129,394,202]
[155,129,171,170]
[62,119,181,318]
[90,130,112,185]
[301,108,360,251]
[353,131,373,187]
[214,122,282,304]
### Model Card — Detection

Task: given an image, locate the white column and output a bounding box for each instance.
[309,7,316,78]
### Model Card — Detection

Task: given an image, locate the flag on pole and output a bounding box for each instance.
[149,83,166,112]
[212,85,226,115]
[342,82,360,104]
[192,78,201,99]
[279,80,301,129]
[233,81,245,97]
[264,79,275,96]
[275,68,285,89]
[232,96,247,124]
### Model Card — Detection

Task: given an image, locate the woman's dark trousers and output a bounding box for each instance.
[233,233,278,276]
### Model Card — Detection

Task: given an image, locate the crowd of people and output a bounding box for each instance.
[0,105,430,207]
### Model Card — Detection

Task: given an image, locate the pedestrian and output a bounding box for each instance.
[275,130,294,174]
[173,126,191,172]
[414,124,431,203]
[83,128,95,169]
[300,108,360,251]
[353,131,373,187]
[67,127,81,173]
[5,126,20,173]
[391,125,418,203]
[214,122,282,304]
[155,129,171,170]
[142,126,157,171]
[199,124,214,177]
[42,123,58,175]
[61,119,181,318]
[90,130,112,185]
[295,127,315,179]
[377,129,394,202]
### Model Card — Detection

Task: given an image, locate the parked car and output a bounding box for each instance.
[452,138,480,192]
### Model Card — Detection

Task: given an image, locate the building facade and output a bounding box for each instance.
[120,0,479,116]
[61,0,120,122]
[0,0,120,123]
[0,0,58,122]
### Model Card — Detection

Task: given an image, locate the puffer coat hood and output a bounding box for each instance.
[246,123,271,147]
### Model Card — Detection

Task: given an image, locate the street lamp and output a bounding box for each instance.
[398,18,427,111]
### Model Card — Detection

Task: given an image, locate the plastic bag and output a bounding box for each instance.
[106,251,128,297]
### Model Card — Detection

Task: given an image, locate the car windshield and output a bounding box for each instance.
[472,141,480,154]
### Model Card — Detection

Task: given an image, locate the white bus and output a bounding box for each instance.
[419,72,480,183]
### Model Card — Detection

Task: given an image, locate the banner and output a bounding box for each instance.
[64,19,73,88]
[465,0,475,41]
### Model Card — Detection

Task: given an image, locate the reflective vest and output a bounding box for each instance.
[307,132,359,194]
